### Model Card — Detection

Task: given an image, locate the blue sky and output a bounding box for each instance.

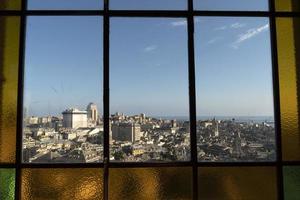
[195,17,273,117]
[27,0,103,10]
[24,2,274,117]
[110,18,189,116]
[27,0,268,10]
[24,17,103,116]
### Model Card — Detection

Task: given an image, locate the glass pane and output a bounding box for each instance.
[284,166,300,200]
[276,18,300,161]
[194,0,268,11]
[0,0,21,10]
[275,0,300,12]
[198,167,277,200]
[21,168,103,199]
[27,0,102,10]
[23,17,103,163]
[0,169,15,200]
[110,0,186,10]
[109,167,192,200]
[195,17,275,162]
[110,18,190,162]
[0,17,20,163]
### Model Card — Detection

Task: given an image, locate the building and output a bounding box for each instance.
[27,116,38,125]
[38,116,52,124]
[86,102,98,123]
[171,119,177,128]
[112,123,141,143]
[213,119,219,137]
[62,108,87,129]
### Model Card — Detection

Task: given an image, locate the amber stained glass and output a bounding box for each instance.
[198,167,277,200]
[109,167,192,200]
[21,168,103,200]
[276,17,300,161]
[275,0,300,12]
[0,17,20,163]
[0,0,21,10]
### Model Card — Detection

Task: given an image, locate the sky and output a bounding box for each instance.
[27,0,268,10]
[24,17,103,116]
[195,17,273,117]
[24,1,274,118]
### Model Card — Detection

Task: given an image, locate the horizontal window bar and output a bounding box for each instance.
[0,10,299,17]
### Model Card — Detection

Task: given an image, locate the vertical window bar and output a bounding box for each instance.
[188,0,198,199]
[15,0,27,199]
[269,0,284,199]
[103,0,110,199]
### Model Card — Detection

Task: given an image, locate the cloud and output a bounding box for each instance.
[214,22,245,31]
[170,20,187,27]
[230,22,246,29]
[214,26,227,31]
[144,45,158,52]
[207,37,223,45]
[231,23,269,49]
[170,18,203,27]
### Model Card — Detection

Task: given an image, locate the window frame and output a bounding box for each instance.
[0,0,300,199]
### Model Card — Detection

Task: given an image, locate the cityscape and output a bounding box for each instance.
[22,17,275,163]
[22,103,276,163]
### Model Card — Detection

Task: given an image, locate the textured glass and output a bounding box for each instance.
[0,169,15,200]
[198,167,277,200]
[109,167,192,200]
[23,17,103,163]
[110,0,186,10]
[195,17,275,162]
[0,17,20,163]
[28,0,102,10]
[284,166,300,200]
[0,0,21,10]
[110,18,190,162]
[277,18,300,161]
[21,168,103,200]
[194,0,268,11]
[276,0,300,12]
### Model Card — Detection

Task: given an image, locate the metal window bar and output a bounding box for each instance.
[0,0,298,199]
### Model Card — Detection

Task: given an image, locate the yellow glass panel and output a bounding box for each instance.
[0,17,20,163]
[275,0,300,12]
[198,167,277,200]
[277,18,300,161]
[21,168,103,200]
[109,167,192,200]
[0,0,21,10]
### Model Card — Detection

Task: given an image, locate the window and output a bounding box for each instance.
[110,18,189,162]
[23,16,103,163]
[194,17,275,162]
[0,0,300,199]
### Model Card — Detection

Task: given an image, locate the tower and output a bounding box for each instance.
[214,120,219,137]
[87,102,98,123]
[233,131,243,158]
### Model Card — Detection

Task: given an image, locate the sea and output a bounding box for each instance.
[153,116,274,123]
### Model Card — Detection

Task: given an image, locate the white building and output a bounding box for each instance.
[28,116,38,124]
[62,108,88,129]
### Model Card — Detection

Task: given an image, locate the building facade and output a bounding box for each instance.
[62,108,88,129]
[111,123,141,143]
